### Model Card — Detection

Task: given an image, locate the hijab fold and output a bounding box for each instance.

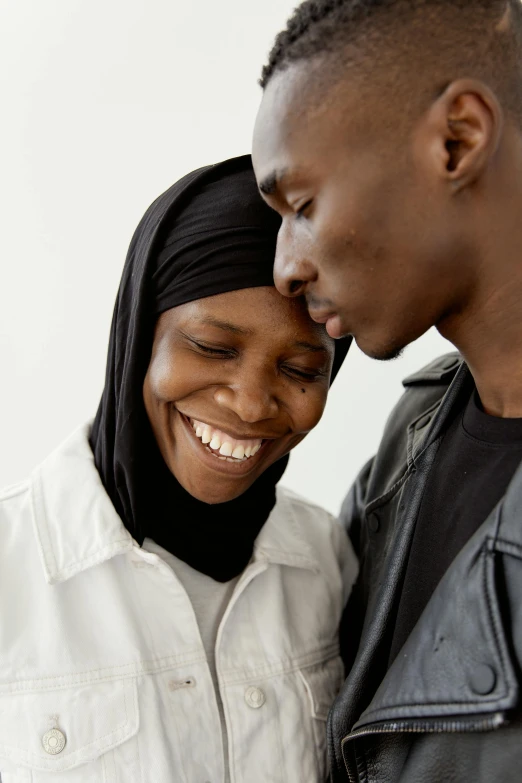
[90,155,350,581]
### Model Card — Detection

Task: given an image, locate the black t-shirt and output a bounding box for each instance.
[388,386,522,666]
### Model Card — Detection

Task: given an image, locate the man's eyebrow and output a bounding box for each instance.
[198,316,254,336]
[258,169,286,196]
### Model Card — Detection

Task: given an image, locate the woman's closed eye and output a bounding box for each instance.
[190,339,237,359]
[282,364,326,382]
[192,343,323,380]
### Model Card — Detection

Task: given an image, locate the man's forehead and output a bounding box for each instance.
[253,61,360,184]
[253,74,298,164]
[253,70,321,190]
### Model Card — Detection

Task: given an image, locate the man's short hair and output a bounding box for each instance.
[260,0,522,124]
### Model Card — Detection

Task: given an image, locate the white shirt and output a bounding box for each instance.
[142,540,239,782]
[0,424,358,783]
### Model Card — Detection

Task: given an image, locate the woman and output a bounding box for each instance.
[0,156,355,782]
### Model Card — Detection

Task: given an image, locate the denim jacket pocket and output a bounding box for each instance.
[0,678,139,782]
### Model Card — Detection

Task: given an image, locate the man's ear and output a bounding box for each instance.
[417,79,503,191]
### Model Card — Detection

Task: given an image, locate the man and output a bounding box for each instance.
[252,1,522,781]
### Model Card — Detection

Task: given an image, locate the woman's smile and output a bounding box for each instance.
[143,287,334,504]
[178,410,274,476]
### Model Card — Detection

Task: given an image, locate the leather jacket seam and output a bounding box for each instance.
[356,694,509,723]
[481,541,513,695]
[364,468,411,517]
[410,433,443,472]
[494,538,522,559]
[354,743,369,783]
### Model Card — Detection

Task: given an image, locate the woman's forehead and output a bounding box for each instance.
[162,287,333,347]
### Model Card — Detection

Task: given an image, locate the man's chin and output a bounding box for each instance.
[354,335,406,362]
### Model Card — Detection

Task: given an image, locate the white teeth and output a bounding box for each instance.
[232,444,245,460]
[209,434,222,451]
[189,418,263,461]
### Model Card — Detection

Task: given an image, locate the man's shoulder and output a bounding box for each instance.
[401,351,462,388]
[346,352,464,518]
[382,350,463,436]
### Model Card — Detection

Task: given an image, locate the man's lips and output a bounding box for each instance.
[309,308,335,324]
[309,309,344,339]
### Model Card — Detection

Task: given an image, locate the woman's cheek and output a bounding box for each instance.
[147,350,202,403]
[293,385,329,434]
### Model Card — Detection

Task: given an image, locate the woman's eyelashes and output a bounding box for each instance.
[190,339,237,358]
[282,365,325,382]
[186,335,326,384]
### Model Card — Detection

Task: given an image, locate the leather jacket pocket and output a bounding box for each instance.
[0,679,139,782]
[299,656,345,778]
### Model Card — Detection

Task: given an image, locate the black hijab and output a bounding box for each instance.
[90,155,350,581]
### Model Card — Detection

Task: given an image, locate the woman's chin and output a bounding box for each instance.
[176,475,252,505]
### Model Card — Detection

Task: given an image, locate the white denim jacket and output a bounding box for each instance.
[0,425,357,783]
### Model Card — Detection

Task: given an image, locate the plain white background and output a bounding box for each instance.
[0,0,452,515]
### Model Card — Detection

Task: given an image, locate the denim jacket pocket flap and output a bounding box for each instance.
[0,678,139,773]
[299,656,345,721]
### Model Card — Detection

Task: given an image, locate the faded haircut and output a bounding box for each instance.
[260,0,522,125]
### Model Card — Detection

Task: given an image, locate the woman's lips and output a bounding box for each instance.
[178,413,272,476]
[189,417,262,461]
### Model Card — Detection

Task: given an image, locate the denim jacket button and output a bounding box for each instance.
[245,686,266,709]
[42,728,66,754]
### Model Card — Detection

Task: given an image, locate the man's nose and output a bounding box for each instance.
[273,228,317,298]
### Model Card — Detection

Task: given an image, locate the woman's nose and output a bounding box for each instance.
[214,375,279,424]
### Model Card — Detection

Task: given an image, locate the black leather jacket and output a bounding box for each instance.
[328,353,522,783]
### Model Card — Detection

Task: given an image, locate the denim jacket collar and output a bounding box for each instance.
[31,424,320,585]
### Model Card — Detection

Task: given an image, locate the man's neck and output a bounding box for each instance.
[440,275,522,418]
